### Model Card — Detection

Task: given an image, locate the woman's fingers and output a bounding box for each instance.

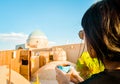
[70,75,79,84]
[55,65,70,84]
[68,67,84,83]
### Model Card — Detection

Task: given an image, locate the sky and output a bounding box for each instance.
[0,0,97,50]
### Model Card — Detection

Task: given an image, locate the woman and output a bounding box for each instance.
[55,0,120,84]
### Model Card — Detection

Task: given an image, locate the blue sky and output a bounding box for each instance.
[0,0,96,50]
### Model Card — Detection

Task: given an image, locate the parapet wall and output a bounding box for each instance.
[52,43,84,63]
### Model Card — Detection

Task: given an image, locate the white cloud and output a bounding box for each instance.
[0,32,28,43]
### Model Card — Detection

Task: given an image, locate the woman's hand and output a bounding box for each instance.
[55,65,70,84]
[55,65,84,84]
[69,67,84,84]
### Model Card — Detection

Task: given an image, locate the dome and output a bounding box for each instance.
[28,30,47,39]
[27,30,48,49]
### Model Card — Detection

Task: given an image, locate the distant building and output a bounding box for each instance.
[16,30,48,49]
[16,44,26,49]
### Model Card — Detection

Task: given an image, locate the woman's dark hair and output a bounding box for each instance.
[81,0,120,63]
